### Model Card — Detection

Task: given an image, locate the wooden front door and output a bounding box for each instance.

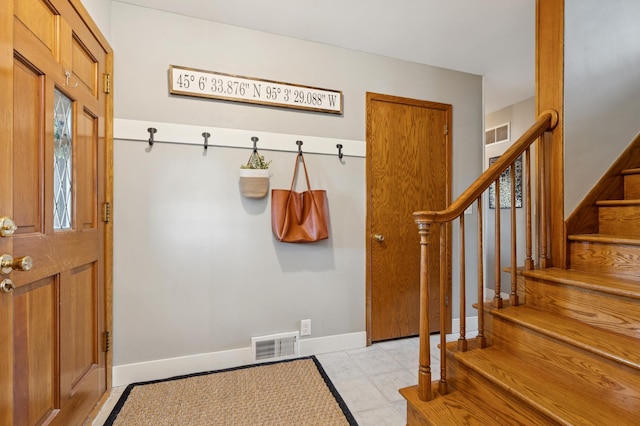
[0,0,113,424]
[366,92,452,343]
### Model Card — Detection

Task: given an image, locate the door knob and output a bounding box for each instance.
[0,254,33,274]
[0,279,14,293]
[373,234,385,243]
[0,217,17,237]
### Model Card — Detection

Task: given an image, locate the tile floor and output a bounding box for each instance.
[91,335,444,425]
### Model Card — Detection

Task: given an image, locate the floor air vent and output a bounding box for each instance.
[251,331,299,362]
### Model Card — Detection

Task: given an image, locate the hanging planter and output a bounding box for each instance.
[239,147,271,199]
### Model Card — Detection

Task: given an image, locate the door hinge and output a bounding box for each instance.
[102,202,111,223]
[444,123,449,135]
[103,330,111,353]
[445,294,449,307]
[103,73,111,94]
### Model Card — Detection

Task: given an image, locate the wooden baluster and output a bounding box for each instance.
[476,197,486,348]
[525,147,534,271]
[458,214,467,352]
[510,163,519,306]
[439,222,448,395]
[538,134,549,268]
[417,222,432,401]
[494,178,503,308]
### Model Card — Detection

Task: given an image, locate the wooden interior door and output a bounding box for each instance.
[366,92,452,343]
[0,0,113,424]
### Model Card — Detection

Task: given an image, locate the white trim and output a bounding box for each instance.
[112,331,366,387]
[449,315,479,341]
[114,118,366,158]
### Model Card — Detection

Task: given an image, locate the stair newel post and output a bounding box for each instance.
[439,222,449,395]
[525,147,534,271]
[458,214,468,352]
[476,197,487,348]
[416,221,433,401]
[510,165,520,306]
[494,178,504,308]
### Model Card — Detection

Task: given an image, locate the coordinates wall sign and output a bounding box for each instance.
[169,65,343,115]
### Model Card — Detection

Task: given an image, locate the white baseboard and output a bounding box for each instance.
[448,315,479,340]
[112,331,366,388]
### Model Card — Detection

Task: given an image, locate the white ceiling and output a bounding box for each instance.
[117,0,535,113]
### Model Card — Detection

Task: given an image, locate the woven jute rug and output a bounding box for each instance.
[104,356,357,425]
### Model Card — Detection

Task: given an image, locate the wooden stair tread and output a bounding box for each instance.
[621,168,640,175]
[455,346,640,425]
[523,267,640,299]
[596,199,640,206]
[568,233,640,246]
[491,305,640,370]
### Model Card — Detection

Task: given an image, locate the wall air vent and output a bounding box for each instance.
[251,331,299,363]
[486,122,510,144]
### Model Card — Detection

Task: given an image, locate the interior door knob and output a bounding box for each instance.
[373,234,385,243]
[0,217,17,237]
[0,279,14,293]
[0,254,33,274]
[12,256,33,272]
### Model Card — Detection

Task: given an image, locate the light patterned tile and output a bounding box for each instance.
[386,345,419,370]
[369,369,418,403]
[347,348,403,376]
[392,400,407,418]
[331,376,389,413]
[318,353,366,381]
[353,405,406,426]
[374,338,415,351]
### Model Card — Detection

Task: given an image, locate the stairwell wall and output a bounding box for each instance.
[565,0,640,215]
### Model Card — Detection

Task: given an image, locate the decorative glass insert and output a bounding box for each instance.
[54,89,73,230]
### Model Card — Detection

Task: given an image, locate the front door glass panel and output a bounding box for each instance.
[54,89,73,230]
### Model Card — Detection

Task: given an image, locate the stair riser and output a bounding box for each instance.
[569,240,640,279]
[526,278,640,339]
[624,173,640,199]
[599,205,640,236]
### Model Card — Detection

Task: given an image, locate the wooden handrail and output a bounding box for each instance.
[413,110,558,224]
[413,109,558,402]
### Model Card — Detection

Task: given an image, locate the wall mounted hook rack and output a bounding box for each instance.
[336,144,344,159]
[251,136,259,152]
[296,140,303,155]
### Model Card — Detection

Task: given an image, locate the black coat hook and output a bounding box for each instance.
[147,127,157,146]
[251,136,259,153]
[202,132,210,150]
[296,140,303,155]
[336,144,344,159]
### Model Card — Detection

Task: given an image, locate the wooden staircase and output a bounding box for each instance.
[401,167,640,425]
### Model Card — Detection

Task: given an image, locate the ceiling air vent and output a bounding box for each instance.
[251,331,299,363]
[486,122,510,144]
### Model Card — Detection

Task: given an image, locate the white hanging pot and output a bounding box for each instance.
[239,168,270,198]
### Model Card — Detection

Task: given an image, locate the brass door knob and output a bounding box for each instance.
[0,217,17,238]
[0,254,33,274]
[13,256,33,272]
[373,234,385,243]
[0,279,14,293]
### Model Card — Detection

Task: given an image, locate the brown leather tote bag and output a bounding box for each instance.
[271,153,329,243]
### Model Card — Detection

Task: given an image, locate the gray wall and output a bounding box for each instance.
[565,0,640,215]
[111,2,483,367]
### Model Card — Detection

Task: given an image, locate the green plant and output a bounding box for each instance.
[240,151,271,169]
